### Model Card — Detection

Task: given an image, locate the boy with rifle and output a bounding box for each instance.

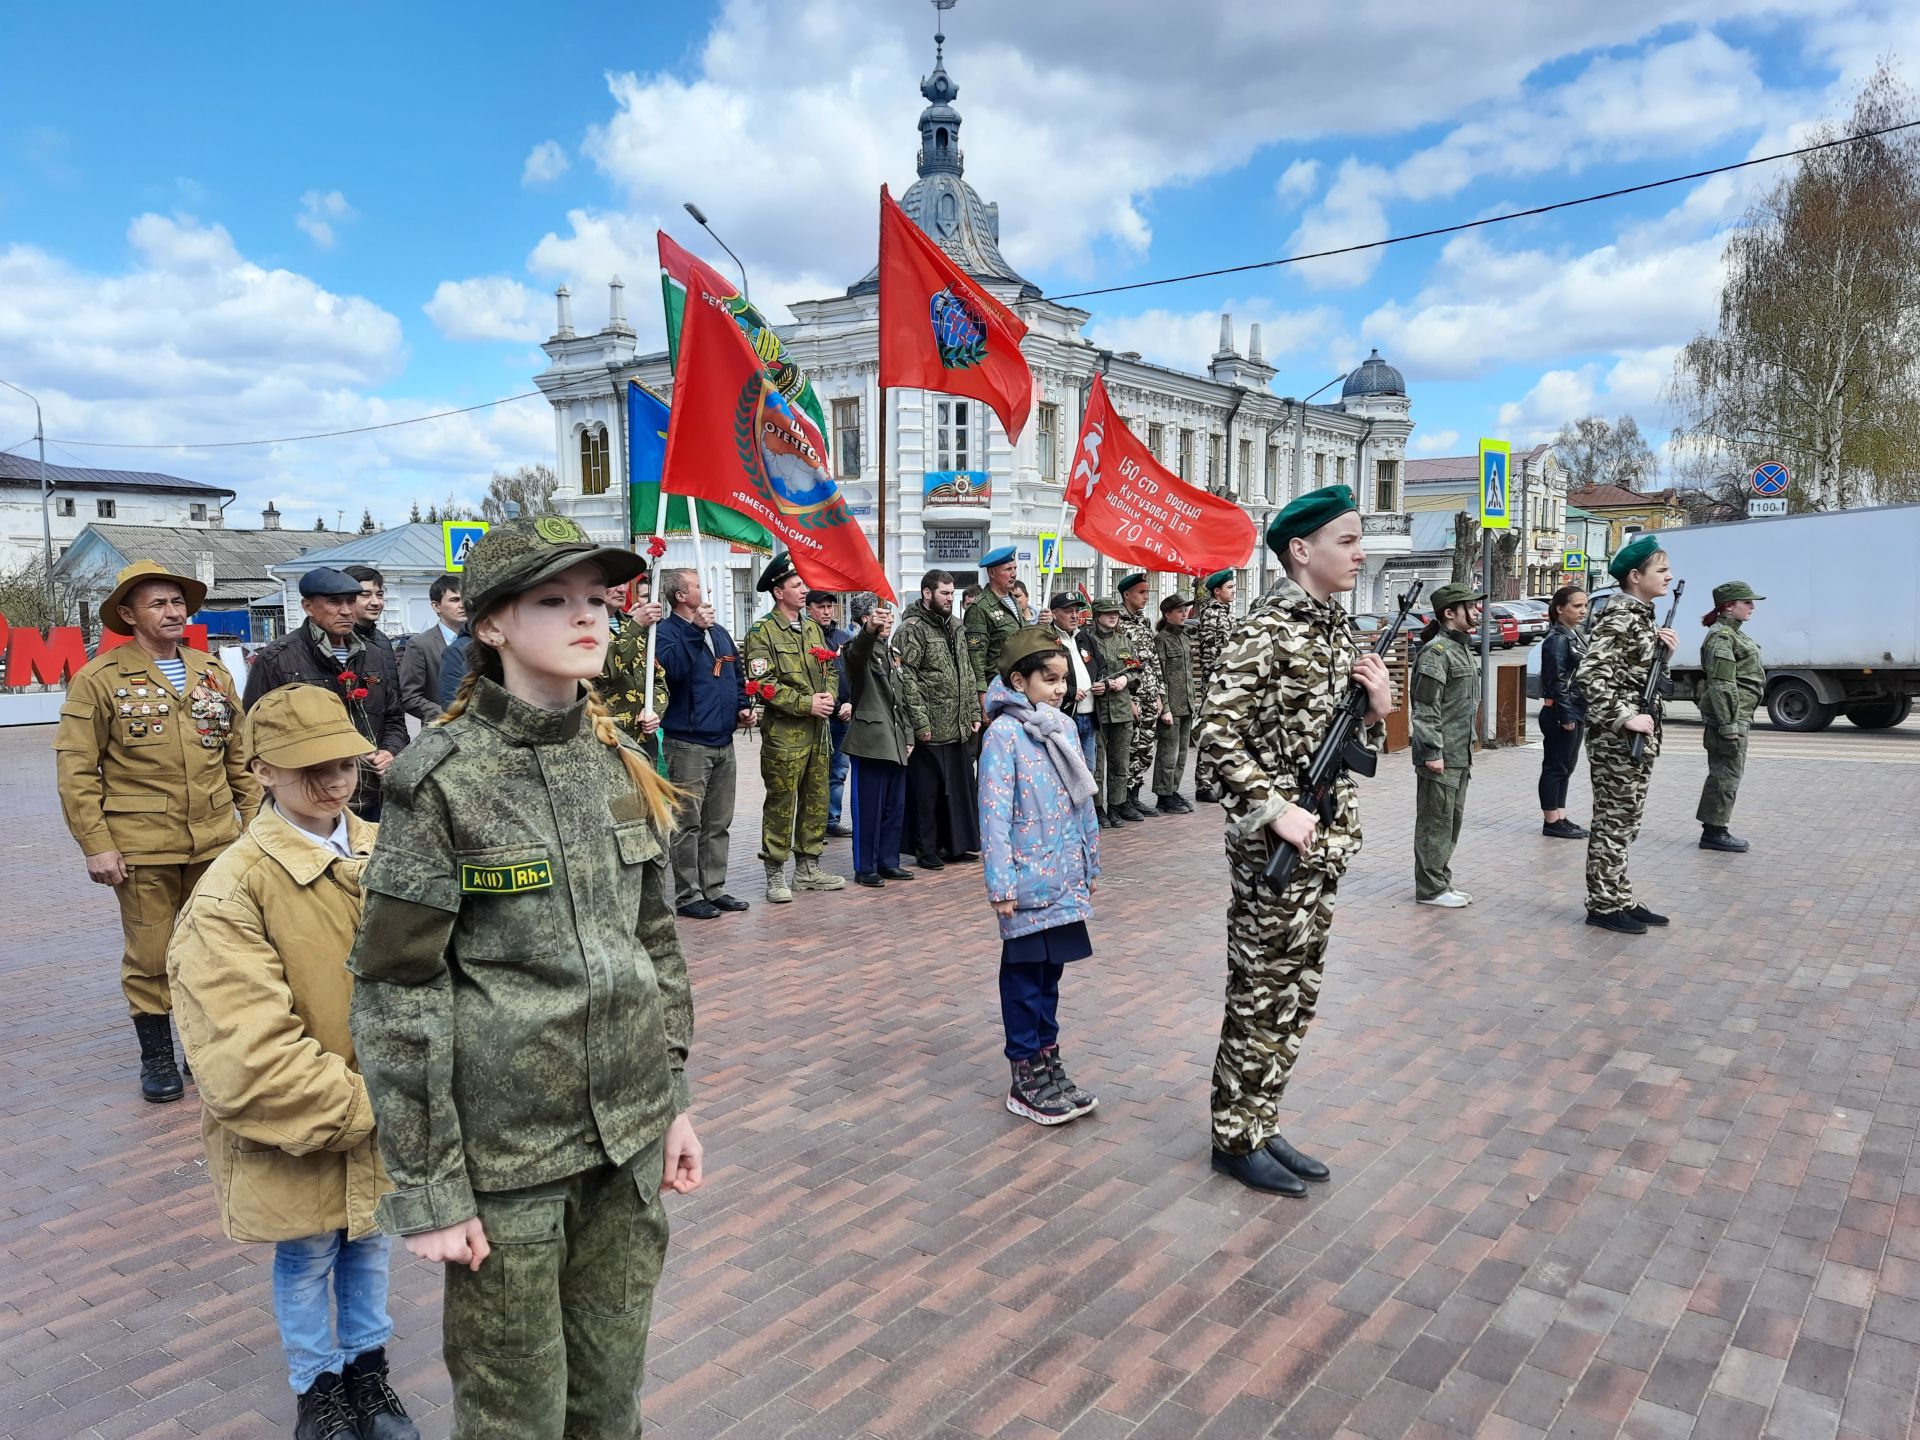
[1196,485,1392,1196]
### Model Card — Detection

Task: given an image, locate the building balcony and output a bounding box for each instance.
[1362,512,1413,553]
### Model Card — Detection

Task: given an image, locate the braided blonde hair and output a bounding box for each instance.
[437,636,678,830]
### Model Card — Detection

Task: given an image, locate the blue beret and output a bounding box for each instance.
[1607,534,1662,580]
[981,545,1016,568]
[1266,484,1358,557]
[299,566,363,598]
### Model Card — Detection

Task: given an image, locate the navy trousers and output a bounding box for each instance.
[999,961,1064,1060]
[850,754,906,875]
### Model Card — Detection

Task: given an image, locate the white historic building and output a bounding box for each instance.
[0,454,232,576]
[536,18,1417,634]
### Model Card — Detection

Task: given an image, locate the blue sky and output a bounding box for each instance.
[2,0,1913,527]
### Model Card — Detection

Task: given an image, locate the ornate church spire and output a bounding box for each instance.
[917,0,964,178]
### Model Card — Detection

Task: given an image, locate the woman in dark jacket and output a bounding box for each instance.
[1538,584,1590,839]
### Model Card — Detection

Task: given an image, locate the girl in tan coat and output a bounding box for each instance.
[168,684,417,1440]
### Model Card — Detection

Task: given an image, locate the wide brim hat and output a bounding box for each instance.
[461,517,647,622]
[245,683,374,769]
[101,561,207,635]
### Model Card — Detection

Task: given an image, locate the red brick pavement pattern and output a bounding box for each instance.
[3,716,1918,1439]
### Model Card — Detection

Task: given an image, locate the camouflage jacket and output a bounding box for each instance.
[743,610,833,730]
[1118,606,1167,713]
[1191,597,1235,708]
[1196,577,1383,879]
[347,678,692,1234]
[598,615,670,742]
[895,600,977,743]
[963,588,1025,694]
[1409,631,1479,785]
[1698,619,1764,733]
[1154,624,1195,718]
[1575,593,1663,759]
[1085,623,1141,725]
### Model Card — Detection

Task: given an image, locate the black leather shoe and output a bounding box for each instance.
[1194,787,1219,803]
[1700,829,1749,853]
[855,872,885,888]
[1097,810,1117,829]
[1627,904,1670,926]
[915,853,947,869]
[945,851,978,863]
[826,824,853,838]
[1543,819,1587,839]
[1264,1133,1331,1183]
[676,899,722,920]
[1118,801,1151,822]
[879,866,915,880]
[1586,908,1648,935]
[133,1014,183,1104]
[710,894,750,913]
[1211,1146,1308,1197]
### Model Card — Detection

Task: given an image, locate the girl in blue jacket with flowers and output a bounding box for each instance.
[978,627,1102,1125]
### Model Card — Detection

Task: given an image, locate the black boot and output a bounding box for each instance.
[1211,1146,1307,1197]
[1264,1132,1331,1182]
[343,1347,419,1439]
[1627,904,1670,926]
[294,1370,359,1440]
[915,852,946,870]
[1700,826,1749,853]
[1585,908,1648,935]
[1194,786,1219,803]
[133,1014,183,1103]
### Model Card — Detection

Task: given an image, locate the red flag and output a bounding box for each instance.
[1065,376,1256,574]
[662,278,893,600]
[877,184,1033,443]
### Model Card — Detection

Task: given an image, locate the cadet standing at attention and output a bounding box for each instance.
[744,552,847,903]
[964,545,1026,713]
[1190,569,1238,803]
[1084,597,1139,829]
[1151,593,1196,813]
[1410,583,1484,908]
[1199,485,1392,1197]
[1116,571,1169,821]
[347,516,701,1440]
[1574,534,1680,935]
[54,559,260,1102]
[1696,581,1765,854]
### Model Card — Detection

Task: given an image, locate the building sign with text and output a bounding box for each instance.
[923,470,991,507]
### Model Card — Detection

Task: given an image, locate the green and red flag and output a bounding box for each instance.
[662,275,893,600]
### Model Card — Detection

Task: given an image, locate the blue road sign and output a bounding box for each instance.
[1751,461,1789,496]
[442,520,490,571]
[1478,439,1511,529]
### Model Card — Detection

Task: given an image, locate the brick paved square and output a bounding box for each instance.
[3,714,1917,1437]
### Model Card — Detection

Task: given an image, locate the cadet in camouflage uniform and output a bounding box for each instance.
[1084,598,1140,827]
[1574,535,1680,935]
[1116,571,1168,816]
[598,568,669,761]
[743,553,846,902]
[964,545,1026,705]
[1696,581,1765,853]
[1151,594,1196,813]
[1197,486,1392,1197]
[347,515,700,1440]
[1190,569,1238,802]
[1409,583,1484,907]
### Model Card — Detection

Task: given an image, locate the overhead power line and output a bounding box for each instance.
[48,391,546,452]
[1042,119,1920,303]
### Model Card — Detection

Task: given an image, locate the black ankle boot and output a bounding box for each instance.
[294,1371,359,1440]
[132,1014,183,1103]
[1211,1146,1307,1197]
[343,1347,419,1439]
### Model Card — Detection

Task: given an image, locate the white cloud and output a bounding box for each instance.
[1493,345,1683,442]
[1411,429,1461,456]
[424,276,546,342]
[1084,304,1340,372]
[1284,160,1394,289]
[1276,158,1320,205]
[295,189,355,248]
[522,140,570,186]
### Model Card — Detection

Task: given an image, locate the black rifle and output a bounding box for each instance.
[1262,580,1424,893]
[1628,578,1685,762]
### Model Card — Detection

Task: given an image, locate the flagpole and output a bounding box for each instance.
[644,482,667,725]
[877,380,888,590]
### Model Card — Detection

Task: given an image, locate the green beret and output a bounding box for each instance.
[1266,484,1357,556]
[460,516,647,623]
[1712,580,1764,606]
[1116,571,1148,594]
[1202,569,1235,593]
[1089,596,1122,615]
[1607,534,1662,581]
[1429,582,1485,610]
[998,625,1067,681]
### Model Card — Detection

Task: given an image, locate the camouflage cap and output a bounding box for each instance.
[1089,596,1123,615]
[1712,580,1764,605]
[459,516,647,622]
[1429,582,1485,610]
[998,625,1067,680]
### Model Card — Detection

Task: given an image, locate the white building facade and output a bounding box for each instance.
[0,455,231,576]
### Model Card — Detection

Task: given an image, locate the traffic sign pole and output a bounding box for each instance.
[1477,439,1509,745]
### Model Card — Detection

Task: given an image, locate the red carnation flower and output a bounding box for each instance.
[810,646,837,664]
[350,687,370,700]
[337,670,357,685]
[647,536,668,558]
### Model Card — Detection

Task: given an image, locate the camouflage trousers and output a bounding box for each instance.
[1586,733,1652,913]
[1192,716,1218,796]
[1697,726,1748,828]
[759,716,831,866]
[1152,713,1190,798]
[1126,687,1164,793]
[115,858,213,1016]
[443,1139,667,1440]
[1413,771,1469,900]
[1211,840,1337,1155]
[1094,719,1133,811]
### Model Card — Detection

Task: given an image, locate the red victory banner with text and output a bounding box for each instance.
[1065,375,1256,574]
[662,278,893,600]
[877,184,1033,443]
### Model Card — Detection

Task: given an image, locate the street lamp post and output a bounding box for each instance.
[0,377,54,615]
[1263,372,1349,596]
[682,202,751,303]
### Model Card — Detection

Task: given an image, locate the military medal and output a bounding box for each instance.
[129,719,148,737]
[152,722,164,735]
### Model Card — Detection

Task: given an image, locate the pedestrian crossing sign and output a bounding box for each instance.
[1478,439,1511,530]
[443,520,490,571]
[1562,550,1587,573]
[1038,533,1062,575]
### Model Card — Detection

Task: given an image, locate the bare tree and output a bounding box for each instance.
[480,463,559,524]
[1450,513,1520,594]
[1553,415,1658,493]
[0,555,90,629]
[1670,64,1920,510]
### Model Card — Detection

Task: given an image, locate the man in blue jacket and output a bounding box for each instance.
[657,568,753,919]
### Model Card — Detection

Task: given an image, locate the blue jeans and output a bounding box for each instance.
[272,1230,395,1394]
[1074,713,1097,771]
[828,717,850,825]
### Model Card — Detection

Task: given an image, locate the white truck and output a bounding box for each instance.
[1652,503,1920,731]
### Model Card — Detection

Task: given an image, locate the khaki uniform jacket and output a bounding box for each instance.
[1410,632,1480,787]
[1155,625,1195,718]
[168,806,388,1243]
[1698,619,1764,735]
[1086,624,1141,725]
[894,601,977,743]
[348,679,692,1235]
[963,590,1025,695]
[843,624,914,767]
[744,612,834,732]
[54,644,259,863]
[599,615,671,742]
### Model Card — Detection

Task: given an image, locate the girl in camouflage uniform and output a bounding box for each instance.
[349,518,702,1440]
[1696,581,1765,853]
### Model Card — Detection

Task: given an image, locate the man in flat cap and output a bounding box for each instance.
[1197,485,1392,1196]
[54,560,261,1101]
[1190,569,1238,803]
[243,566,408,818]
[1115,571,1168,822]
[964,545,1025,710]
[1696,580,1766,853]
[743,553,846,902]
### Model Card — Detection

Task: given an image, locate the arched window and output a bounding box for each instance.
[580,425,610,496]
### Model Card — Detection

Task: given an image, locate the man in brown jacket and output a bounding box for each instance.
[54,560,261,1101]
